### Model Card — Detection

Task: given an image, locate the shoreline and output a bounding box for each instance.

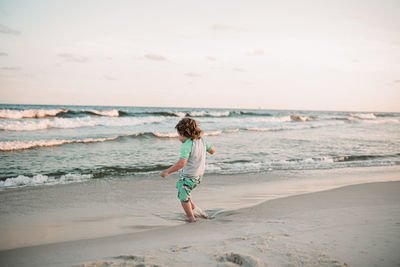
[0,180,399,266]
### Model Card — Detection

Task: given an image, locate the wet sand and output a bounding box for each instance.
[0,177,399,266]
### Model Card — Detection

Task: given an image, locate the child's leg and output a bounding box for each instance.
[190,193,196,210]
[181,201,196,222]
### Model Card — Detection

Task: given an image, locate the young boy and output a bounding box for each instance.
[160,118,215,223]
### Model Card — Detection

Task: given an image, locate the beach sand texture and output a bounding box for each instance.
[0,179,399,267]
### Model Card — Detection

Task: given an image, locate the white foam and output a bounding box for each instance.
[204,130,223,136]
[206,157,339,174]
[247,127,270,132]
[0,116,166,131]
[0,109,68,119]
[0,137,119,151]
[152,130,223,138]
[166,111,186,117]
[249,115,292,123]
[350,113,377,120]
[360,118,399,124]
[0,173,92,189]
[290,115,312,122]
[152,132,179,138]
[90,109,120,117]
[189,111,230,117]
[224,128,239,133]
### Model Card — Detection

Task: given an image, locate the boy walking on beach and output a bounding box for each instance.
[160,118,215,223]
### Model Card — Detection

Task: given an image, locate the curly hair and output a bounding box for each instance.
[175,118,202,140]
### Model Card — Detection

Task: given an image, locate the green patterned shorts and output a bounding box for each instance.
[176,175,202,202]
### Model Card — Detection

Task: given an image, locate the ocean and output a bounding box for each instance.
[1,104,399,190]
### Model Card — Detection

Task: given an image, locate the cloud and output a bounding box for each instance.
[58,53,88,63]
[0,52,8,56]
[394,80,400,83]
[246,50,264,56]
[144,54,167,61]
[185,72,201,77]
[206,56,217,61]
[1,66,21,71]
[0,24,21,35]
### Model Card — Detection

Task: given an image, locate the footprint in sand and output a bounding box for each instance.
[80,254,160,267]
[216,252,264,267]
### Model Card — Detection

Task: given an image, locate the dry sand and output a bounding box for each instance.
[0,180,399,267]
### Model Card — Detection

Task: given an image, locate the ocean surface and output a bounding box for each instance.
[1,104,399,190]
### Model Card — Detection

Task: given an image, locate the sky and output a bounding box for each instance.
[0,0,399,112]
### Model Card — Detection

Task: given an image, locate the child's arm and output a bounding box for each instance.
[208,146,215,154]
[160,158,187,178]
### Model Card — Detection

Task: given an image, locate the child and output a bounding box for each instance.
[160,118,215,223]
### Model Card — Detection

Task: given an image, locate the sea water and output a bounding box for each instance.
[1,104,399,190]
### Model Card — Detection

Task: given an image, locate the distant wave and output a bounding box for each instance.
[0,109,69,119]
[137,130,224,138]
[245,124,318,132]
[0,108,274,120]
[87,109,121,117]
[350,113,376,120]
[1,108,399,124]
[145,110,232,118]
[289,115,312,122]
[224,128,239,133]
[244,115,312,123]
[376,113,400,118]
[0,108,129,119]
[0,116,166,131]
[0,130,223,151]
[0,129,232,151]
[0,132,168,150]
[347,113,399,124]
[356,118,400,124]
[0,137,120,151]
[145,110,273,118]
[233,111,272,117]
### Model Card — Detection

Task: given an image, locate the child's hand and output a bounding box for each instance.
[160,170,169,178]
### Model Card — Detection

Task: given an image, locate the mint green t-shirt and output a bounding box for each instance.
[179,138,212,178]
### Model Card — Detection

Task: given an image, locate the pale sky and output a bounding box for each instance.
[0,0,399,111]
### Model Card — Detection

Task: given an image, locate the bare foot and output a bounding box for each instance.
[188,216,196,223]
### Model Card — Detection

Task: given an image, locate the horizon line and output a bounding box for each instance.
[0,102,398,114]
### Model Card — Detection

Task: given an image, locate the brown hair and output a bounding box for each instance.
[175,118,202,140]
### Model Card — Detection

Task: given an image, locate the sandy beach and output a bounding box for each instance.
[0,167,399,267]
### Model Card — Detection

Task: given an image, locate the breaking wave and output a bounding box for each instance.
[0,116,166,131]
[0,173,92,189]
[0,137,120,151]
[0,130,227,151]
[206,153,400,174]
[0,108,128,119]
[0,165,170,189]
[0,109,69,119]
[0,108,274,119]
[350,113,376,120]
